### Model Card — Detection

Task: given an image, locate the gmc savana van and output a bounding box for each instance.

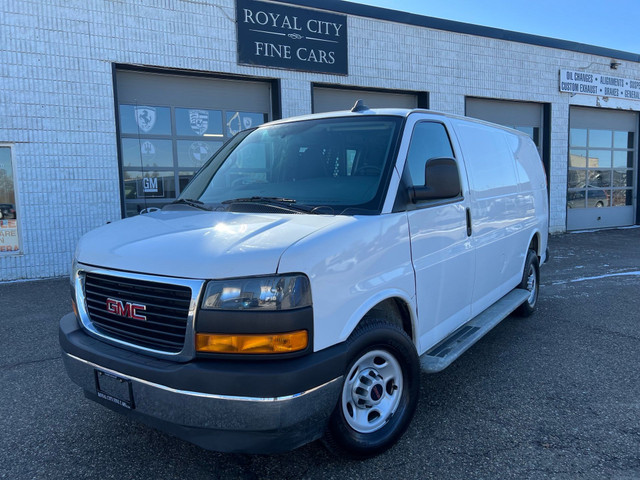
[60,103,548,458]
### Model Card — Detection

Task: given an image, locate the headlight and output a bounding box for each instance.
[201,274,311,311]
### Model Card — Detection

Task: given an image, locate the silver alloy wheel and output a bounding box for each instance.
[526,263,537,305]
[341,349,403,434]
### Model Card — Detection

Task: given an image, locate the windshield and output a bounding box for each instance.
[178,115,403,214]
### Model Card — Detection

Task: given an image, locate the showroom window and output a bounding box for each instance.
[119,105,267,217]
[567,107,637,231]
[568,128,635,209]
[115,69,273,217]
[0,146,19,254]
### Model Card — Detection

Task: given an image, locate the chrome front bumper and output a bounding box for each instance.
[63,351,340,430]
[60,312,345,453]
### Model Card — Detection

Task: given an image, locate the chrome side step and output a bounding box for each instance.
[420,288,530,373]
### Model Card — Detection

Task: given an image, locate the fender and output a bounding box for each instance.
[339,289,418,347]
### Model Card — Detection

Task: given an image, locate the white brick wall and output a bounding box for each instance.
[1,0,639,280]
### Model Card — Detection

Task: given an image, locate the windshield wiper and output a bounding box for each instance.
[222,196,322,214]
[222,196,297,204]
[167,198,212,211]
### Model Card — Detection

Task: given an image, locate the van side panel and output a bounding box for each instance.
[451,120,532,316]
[408,201,475,354]
[508,134,547,193]
[508,132,550,260]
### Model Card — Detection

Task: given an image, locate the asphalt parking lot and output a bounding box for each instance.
[1,228,639,480]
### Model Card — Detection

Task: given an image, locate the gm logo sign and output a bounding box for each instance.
[143,177,158,193]
[137,176,164,198]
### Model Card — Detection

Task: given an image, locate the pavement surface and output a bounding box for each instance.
[1,227,639,479]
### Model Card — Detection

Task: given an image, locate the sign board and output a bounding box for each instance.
[136,177,165,198]
[0,220,19,253]
[560,69,640,100]
[236,0,348,75]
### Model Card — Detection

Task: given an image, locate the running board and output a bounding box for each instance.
[420,288,530,373]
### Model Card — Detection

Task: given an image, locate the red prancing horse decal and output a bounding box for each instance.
[106,298,147,321]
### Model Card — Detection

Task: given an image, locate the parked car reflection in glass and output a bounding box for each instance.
[567,189,609,209]
[0,203,16,219]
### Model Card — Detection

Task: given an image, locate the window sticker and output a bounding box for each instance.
[119,105,171,135]
[175,108,223,137]
[177,140,222,168]
[225,112,266,136]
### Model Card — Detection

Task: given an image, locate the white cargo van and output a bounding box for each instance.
[60,103,548,458]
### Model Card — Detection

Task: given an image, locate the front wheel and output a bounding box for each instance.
[323,319,419,458]
[515,249,540,317]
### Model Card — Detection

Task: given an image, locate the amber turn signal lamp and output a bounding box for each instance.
[71,298,79,319]
[196,330,308,354]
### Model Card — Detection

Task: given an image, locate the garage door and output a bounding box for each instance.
[567,107,638,230]
[115,69,273,217]
[313,86,420,113]
[466,98,544,154]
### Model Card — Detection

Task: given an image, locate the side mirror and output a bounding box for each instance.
[409,157,461,203]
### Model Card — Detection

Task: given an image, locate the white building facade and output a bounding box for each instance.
[1,0,639,281]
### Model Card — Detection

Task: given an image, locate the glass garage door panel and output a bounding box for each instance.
[116,70,271,217]
[567,107,637,231]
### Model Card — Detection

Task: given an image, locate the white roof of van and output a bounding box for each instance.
[267,107,421,125]
[265,107,530,139]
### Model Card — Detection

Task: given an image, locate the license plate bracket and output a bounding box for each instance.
[95,369,134,409]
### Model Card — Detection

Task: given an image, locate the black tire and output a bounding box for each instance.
[322,318,419,458]
[515,249,540,317]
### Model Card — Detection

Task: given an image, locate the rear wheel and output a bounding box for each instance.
[516,249,540,317]
[323,319,419,458]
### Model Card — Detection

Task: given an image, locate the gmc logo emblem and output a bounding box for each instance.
[106,298,147,321]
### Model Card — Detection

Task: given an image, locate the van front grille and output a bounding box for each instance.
[83,272,192,353]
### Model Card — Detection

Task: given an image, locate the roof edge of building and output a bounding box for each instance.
[276,0,640,63]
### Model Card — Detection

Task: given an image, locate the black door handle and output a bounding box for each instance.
[466,208,472,237]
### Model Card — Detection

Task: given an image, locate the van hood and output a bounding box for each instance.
[76,210,347,279]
